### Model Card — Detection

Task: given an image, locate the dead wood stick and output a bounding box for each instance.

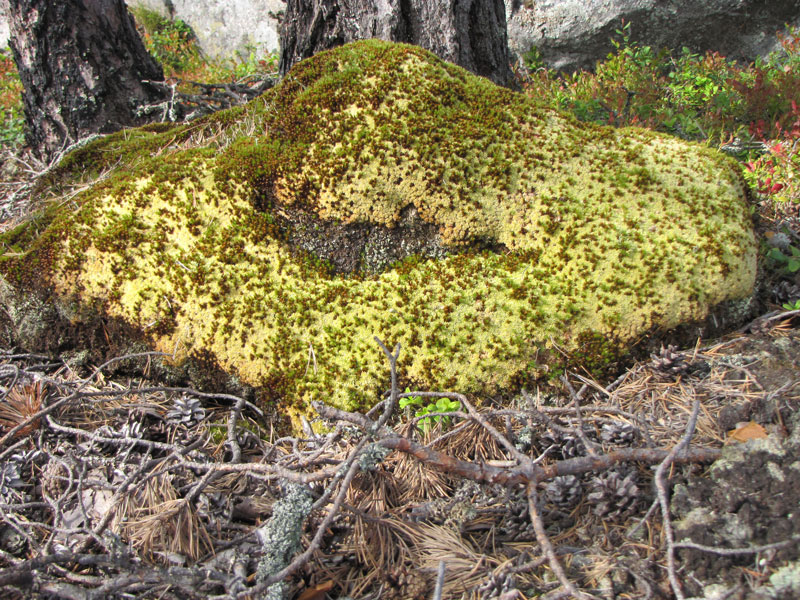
[655,397,701,600]
[315,402,720,485]
[527,483,597,600]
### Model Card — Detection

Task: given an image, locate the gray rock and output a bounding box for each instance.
[127,0,285,60]
[671,416,800,598]
[3,1,798,76]
[505,0,800,72]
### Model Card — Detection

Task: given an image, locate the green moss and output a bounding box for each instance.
[0,40,757,427]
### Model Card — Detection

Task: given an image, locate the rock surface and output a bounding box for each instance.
[0,40,757,425]
[506,0,800,72]
[672,426,800,598]
[3,1,798,73]
[126,0,285,60]
[671,330,800,599]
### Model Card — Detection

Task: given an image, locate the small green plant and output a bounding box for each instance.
[130,8,202,75]
[399,388,461,432]
[783,299,800,310]
[766,245,800,273]
[208,424,227,444]
[522,46,546,73]
[232,44,279,79]
[0,48,24,150]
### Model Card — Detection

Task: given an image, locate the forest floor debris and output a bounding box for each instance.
[0,319,798,599]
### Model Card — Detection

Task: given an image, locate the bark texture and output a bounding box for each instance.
[2,0,165,159]
[279,0,516,88]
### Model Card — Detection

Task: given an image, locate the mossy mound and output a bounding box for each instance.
[0,40,757,424]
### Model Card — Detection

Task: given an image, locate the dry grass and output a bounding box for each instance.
[0,380,46,437]
[120,465,213,563]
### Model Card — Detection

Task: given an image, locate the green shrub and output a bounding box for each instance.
[129,7,202,75]
[0,49,24,150]
[743,104,800,204]
[523,21,800,204]
[130,7,278,84]
[526,22,798,136]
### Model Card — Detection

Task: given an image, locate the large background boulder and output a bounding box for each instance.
[506,0,800,72]
[3,1,797,73]
[0,41,757,427]
[126,0,286,61]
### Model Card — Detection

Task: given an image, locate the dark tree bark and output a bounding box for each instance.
[279,0,516,88]
[1,0,165,160]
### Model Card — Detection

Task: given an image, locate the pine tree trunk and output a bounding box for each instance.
[279,0,516,88]
[1,0,165,160]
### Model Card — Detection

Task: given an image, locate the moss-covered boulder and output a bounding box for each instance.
[0,40,757,424]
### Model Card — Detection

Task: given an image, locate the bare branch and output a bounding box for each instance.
[674,535,800,556]
[655,397,702,600]
[526,483,596,600]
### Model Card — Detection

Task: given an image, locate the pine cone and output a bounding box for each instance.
[0,459,25,503]
[88,418,144,453]
[120,420,143,439]
[382,567,428,600]
[499,499,534,540]
[587,470,640,519]
[544,475,582,508]
[167,395,206,426]
[41,458,68,499]
[600,421,638,446]
[649,345,688,378]
[773,280,800,305]
[479,569,517,599]
[541,430,588,459]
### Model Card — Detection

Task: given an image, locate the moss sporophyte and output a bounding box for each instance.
[0,40,757,429]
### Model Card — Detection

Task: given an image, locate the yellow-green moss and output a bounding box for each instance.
[0,40,757,424]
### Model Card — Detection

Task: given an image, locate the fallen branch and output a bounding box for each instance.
[315,401,720,486]
[138,76,276,123]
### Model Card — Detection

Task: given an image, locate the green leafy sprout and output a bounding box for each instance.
[767,245,800,273]
[783,299,800,311]
[399,388,462,432]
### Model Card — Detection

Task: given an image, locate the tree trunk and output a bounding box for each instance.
[1,0,165,160]
[279,0,516,88]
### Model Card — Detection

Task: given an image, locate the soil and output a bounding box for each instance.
[671,331,800,600]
